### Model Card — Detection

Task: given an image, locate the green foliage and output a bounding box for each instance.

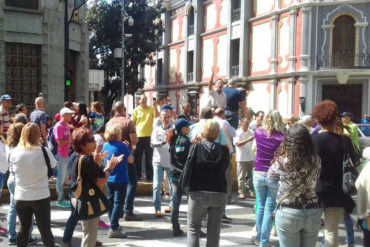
[87,0,164,111]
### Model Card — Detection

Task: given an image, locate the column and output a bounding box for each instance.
[183,11,189,83]
[270,15,279,74]
[288,77,296,114]
[299,76,308,115]
[270,79,277,109]
[300,6,311,71]
[239,0,252,77]
[193,0,203,83]
[225,0,232,78]
[162,11,170,85]
[187,85,199,117]
[288,9,297,72]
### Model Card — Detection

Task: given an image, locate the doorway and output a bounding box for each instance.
[322,84,362,123]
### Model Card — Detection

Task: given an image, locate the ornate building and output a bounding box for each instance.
[129,0,370,122]
[0,0,89,114]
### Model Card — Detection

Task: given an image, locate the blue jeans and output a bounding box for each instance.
[253,173,278,246]
[275,206,321,247]
[107,182,127,230]
[225,111,239,129]
[124,163,137,215]
[62,204,79,244]
[7,175,33,241]
[187,191,227,247]
[0,172,5,199]
[170,179,183,231]
[153,165,170,211]
[56,154,69,202]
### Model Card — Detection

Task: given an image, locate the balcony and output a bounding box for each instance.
[232,8,241,22]
[188,24,194,36]
[316,54,370,69]
[187,72,194,82]
[231,65,239,78]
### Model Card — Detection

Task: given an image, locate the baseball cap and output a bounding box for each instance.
[341,112,353,118]
[60,107,75,116]
[0,94,12,101]
[160,104,174,111]
[227,79,236,85]
[175,118,190,132]
[300,115,313,124]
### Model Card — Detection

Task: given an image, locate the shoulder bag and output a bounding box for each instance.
[72,156,110,220]
[342,137,359,196]
[41,146,53,178]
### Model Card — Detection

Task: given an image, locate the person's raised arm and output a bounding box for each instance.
[208,70,214,92]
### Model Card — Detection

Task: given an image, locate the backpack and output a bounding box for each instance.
[47,127,58,156]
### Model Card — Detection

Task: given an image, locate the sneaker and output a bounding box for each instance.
[199,231,207,238]
[108,229,127,238]
[96,240,103,246]
[154,210,163,217]
[251,236,260,246]
[222,215,232,224]
[57,201,71,208]
[173,229,185,237]
[164,206,172,213]
[98,220,110,228]
[238,193,246,199]
[28,237,39,246]
[8,239,17,245]
[124,214,143,221]
[249,192,256,198]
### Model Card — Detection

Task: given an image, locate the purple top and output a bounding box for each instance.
[254,128,284,172]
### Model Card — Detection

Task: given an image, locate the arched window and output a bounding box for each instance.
[332,15,356,68]
[188,6,194,36]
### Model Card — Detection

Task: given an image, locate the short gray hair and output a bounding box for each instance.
[14,113,28,125]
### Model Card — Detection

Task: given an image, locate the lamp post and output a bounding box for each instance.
[121,1,134,103]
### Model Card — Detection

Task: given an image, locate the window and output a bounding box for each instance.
[156,59,163,84]
[332,15,356,68]
[231,39,240,77]
[187,51,194,81]
[5,43,41,105]
[5,0,39,10]
[231,0,241,22]
[188,6,195,36]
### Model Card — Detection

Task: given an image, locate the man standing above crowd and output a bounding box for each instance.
[200,71,226,112]
[222,79,246,129]
[30,97,48,143]
[0,94,12,136]
[178,102,192,122]
[54,107,74,207]
[107,101,141,221]
[132,94,159,181]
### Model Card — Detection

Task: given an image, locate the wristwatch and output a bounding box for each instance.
[104,167,113,173]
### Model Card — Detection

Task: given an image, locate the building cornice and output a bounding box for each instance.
[249,0,370,23]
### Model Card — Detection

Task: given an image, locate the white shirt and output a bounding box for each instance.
[214,117,236,153]
[94,134,105,146]
[234,128,255,162]
[0,142,7,174]
[200,89,227,111]
[151,125,172,167]
[10,145,57,201]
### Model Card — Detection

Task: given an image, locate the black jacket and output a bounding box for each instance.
[187,141,229,193]
[169,134,191,179]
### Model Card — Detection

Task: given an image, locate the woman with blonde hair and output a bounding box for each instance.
[9,123,57,247]
[185,120,230,247]
[253,110,285,247]
[0,120,8,235]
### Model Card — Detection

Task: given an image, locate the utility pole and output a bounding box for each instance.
[121,0,125,103]
[64,0,70,101]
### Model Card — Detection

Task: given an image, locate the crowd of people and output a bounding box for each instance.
[0,71,369,247]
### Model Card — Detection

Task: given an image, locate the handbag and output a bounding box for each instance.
[178,144,196,193]
[342,137,359,196]
[72,156,110,220]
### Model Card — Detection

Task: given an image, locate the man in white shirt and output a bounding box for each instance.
[234,118,255,199]
[199,71,227,112]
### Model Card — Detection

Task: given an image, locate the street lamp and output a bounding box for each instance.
[121,1,134,103]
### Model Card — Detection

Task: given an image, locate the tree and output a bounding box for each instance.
[87,0,164,114]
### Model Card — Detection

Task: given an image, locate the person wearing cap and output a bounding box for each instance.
[222,79,246,129]
[30,97,48,144]
[132,94,159,181]
[341,112,360,150]
[169,118,191,236]
[153,104,175,128]
[54,107,74,208]
[200,70,227,113]
[0,94,13,136]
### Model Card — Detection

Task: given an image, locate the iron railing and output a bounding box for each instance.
[231,65,239,78]
[232,8,241,22]
[316,54,370,69]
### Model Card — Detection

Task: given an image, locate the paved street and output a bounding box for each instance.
[0,196,364,247]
